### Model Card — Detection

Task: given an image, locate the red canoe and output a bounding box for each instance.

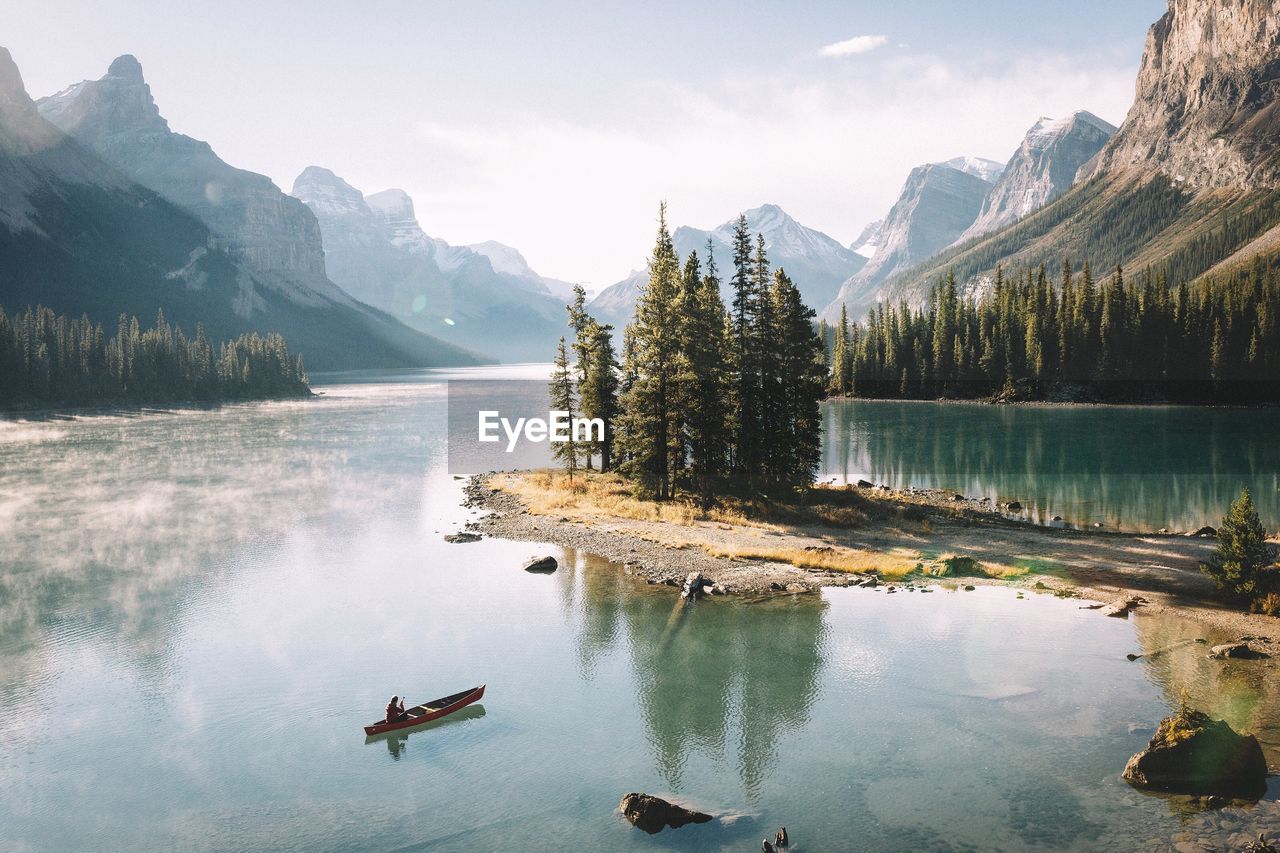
[363,685,486,736]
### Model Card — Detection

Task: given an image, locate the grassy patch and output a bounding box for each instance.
[698,542,921,578]
[490,470,769,527]
[919,553,1030,580]
[491,471,922,531]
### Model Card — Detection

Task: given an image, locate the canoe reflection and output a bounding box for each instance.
[364,704,487,757]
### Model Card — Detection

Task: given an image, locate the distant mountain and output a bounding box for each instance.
[842,0,1280,312]
[293,167,567,362]
[958,111,1117,242]
[824,163,994,320]
[590,204,864,326]
[466,241,580,301]
[850,220,883,259]
[0,49,475,371]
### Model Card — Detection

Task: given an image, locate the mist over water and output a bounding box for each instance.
[1,371,1276,850]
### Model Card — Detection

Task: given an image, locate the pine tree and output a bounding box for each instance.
[1201,488,1276,600]
[617,203,682,498]
[548,337,579,479]
[680,240,732,505]
[729,214,758,480]
[769,269,826,490]
[580,323,619,471]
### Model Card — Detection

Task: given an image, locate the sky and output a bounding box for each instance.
[4,0,1166,289]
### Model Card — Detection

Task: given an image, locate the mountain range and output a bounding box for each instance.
[823,119,1119,320]
[9,53,477,370]
[291,167,569,362]
[589,204,866,325]
[823,0,1280,320]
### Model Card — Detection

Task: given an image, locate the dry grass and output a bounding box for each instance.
[701,542,922,578]
[489,470,1027,582]
[489,470,774,528]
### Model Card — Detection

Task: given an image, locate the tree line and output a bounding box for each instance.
[550,204,826,503]
[0,305,311,408]
[824,256,1280,403]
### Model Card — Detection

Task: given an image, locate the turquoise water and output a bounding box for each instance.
[823,399,1280,532]
[0,372,1276,851]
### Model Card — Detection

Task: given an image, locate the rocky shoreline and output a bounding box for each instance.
[463,477,852,595]
[461,472,1280,642]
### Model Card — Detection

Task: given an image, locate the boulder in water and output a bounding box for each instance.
[619,792,712,833]
[523,555,558,573]
[1122,708,1267,798]
[444,532,481,543]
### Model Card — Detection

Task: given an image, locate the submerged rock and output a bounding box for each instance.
[1242,833,1279,853]
[1208,642,1269,660]
[1122,709,1267,798]
[619,792,712,834]
[443,532,481,544]
[522,555,558,573]
[1100,597,1144,617]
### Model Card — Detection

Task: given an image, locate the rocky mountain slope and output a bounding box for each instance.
[589,204,864,326]
[823,163,995,320]
[0,48,476,370]
[830,0,1280,317]
[959,111,1117,242]
[1081,0,1280,190]
[293,167,567,362]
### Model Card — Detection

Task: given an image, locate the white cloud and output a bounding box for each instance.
[405,50,1139,289]
[819,35,889,58]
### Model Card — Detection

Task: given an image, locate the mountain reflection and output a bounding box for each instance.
[560,551,827,800]
[822,400,1280,532]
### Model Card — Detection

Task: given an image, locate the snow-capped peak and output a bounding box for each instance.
[939,156,1005,183]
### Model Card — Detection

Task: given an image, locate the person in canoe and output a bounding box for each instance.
[385,695,406,724]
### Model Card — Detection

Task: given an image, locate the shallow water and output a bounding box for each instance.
[0,371,1276,851]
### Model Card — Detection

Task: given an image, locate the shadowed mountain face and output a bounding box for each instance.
[589,204,865,326]
[824,163,995,321]
[829,1,1280,317]
[17,52,476,370]
[292,167,568,363]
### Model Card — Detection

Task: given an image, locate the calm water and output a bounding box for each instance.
[823,399,1280,532]
[1,371,1277,851]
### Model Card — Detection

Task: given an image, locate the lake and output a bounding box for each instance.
[824,399,1280,533]
[1,369,1277,851]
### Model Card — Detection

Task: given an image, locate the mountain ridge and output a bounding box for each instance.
[1,50,478,370]
[292,166,568,362]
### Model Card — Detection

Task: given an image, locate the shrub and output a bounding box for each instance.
[1201,488,1278,600]
[1252,592,1280,617]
